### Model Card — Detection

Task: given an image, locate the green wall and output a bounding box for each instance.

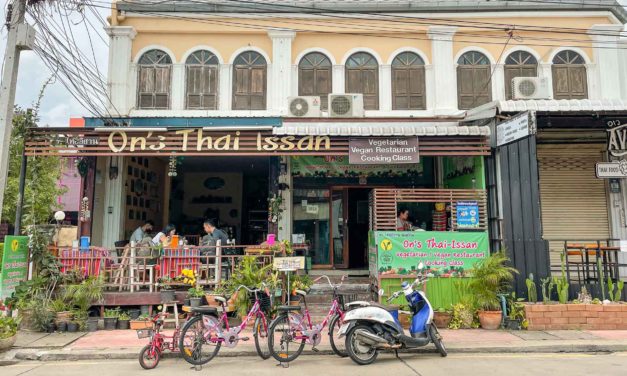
[443,156,485,190]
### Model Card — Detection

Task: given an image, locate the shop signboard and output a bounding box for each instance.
[291,156,423,178]
[496,111,535,147]
[607,120,627,157]
[273,256,305,271]
[67,136,100,146]
[0,236,29,299]
[596,161,627,178]
[374,231,488,277]
[349,137,419,164]
[456,201,480,229]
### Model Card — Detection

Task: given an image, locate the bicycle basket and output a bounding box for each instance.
[339,294,357,311]
[136,329,154,339]
[255,291,272,313]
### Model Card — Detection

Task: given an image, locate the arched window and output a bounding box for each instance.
[298,52,332,110]
[552,50,588,100]
[186,50,219,109]
[504,51,538,100]
[232,51,267,110]
[345,52,379,110]
[137,49,172,109]
[392,52,426,110]
[457,51,492,110]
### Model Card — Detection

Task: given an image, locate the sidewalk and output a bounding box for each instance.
[5,329,627,362]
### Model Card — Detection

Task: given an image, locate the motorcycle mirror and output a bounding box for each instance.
[378,288,385,296]
[418,262,424,270]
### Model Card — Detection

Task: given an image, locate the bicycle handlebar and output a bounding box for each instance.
[235,282,267,293]
[313,275,346,290]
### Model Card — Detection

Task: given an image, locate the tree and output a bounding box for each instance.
[1,106,66,230]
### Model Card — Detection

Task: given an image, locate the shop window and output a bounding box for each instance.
[345,52,379,110]
[298,52,332,110]
[232,51,267,110]
[137,49,172,109]
[186,50,219,109]
[552,50,588,100]
[391,52,426,110]
[504,51,538,100]
[457,51,492,110]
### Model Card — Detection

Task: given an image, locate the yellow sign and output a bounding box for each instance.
[380,239,393,251]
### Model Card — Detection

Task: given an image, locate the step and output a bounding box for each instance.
[309,283,371,295]
[303,293,372,305]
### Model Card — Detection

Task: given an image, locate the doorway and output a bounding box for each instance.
[330,188,371,269]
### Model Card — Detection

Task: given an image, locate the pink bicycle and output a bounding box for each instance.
[268,275,366,362]
[178,284,272,365]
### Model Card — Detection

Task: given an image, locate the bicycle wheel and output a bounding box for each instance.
[253,316,271,360]
[268,314,306,363]
[328,314,347,357]
[178,315,221,365]
[138,345,160,369]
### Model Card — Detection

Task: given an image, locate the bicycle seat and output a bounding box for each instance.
[277,305,302,312]
[191,306,218,315]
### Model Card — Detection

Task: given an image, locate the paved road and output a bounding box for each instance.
[2,352,627,376]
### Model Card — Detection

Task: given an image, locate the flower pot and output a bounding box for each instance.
[0,334,17,352]
[505,318,522,331]
[478,310,502,330]
[189,298,201,308]
[289,295,301,306]
[140,306,150,316]
[67,322,79,332]
[160,289,176,303]
[128,309,141,320]
[183,298,191,307]
[55,311,72,325]
[130,320,153,330]
[18,309,37,331]
[205,294,223,308]
[433,312,452,329]
[87,318,99,332]
[118,319,130,330]
[57,321,68,332]
[103,317,118,330]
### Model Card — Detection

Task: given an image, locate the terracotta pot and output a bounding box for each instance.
[433,311,452,329]
[0,334,17,352]
[130,320,153,330]
[478,310,502,330]
[18,310,38,332]
[55,311,72,325]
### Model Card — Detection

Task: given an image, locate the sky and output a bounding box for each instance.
[0,1,626,127]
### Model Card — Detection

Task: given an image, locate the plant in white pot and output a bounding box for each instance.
[468,251,518,330]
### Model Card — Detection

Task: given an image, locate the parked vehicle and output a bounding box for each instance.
[178,284,272,365]
[137,312,184,369]
[339,263,447,365]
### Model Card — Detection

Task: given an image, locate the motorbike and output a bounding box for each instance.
[338,263,447,365]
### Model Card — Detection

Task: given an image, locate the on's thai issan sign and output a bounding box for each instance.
[496,111,535,147]
[349,137,419,164]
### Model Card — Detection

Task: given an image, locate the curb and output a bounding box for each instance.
[12,343,627,362]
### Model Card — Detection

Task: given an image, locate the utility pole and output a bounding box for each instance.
[0,0,35,218]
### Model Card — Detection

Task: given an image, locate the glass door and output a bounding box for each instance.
[292,188,331,267]
[331,189,349,268]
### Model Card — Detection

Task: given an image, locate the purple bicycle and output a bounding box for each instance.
[178,284,272,365]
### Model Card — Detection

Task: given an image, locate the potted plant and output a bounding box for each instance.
[50,298,71,327]
[468,251,518,330]
[433,307,453,329]
[289,274,313,306]
[157,277,175,303]
[67,320,79,332]
[86,317,99,332]
[130,313,153,330]
[188,287,204,308]
[118,311,131,330]
[71,309,89,332]
[505,293,526,330]
[104,308,120,330]
[0,316,19,352]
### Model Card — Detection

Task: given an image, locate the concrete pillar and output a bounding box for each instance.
[380,64,392,111]
[427,26,458,113]
[268,30,296,113]
[332,65,344,94]
[219,64,231,111]
[492,63,506,101]
[105,26,136,115]
[171,63,185,110]
[588,24,623,100]
[539,63,554,99]
[102,156,126,248]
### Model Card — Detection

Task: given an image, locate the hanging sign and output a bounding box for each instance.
[349,137,419,164]
[0,236,29,299]
[607,120,627,157]
[273,256,305,271]
[496,112,535,147]
[595,161,627,178]
[456,201,480,229]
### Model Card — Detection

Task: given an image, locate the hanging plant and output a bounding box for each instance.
[268,194,284,224]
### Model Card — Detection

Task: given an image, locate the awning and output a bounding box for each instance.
[465,99,627,121]
[274,122,491,137]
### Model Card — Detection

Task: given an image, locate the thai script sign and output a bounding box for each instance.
[67,136,100,146]
[374,231,488,277]
[0,236,29,299]
[496,112,535,147]
[349,137,419,164]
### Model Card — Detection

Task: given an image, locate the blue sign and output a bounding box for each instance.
[456,201,480,229]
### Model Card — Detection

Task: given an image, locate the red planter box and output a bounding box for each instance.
[524,303,627,330]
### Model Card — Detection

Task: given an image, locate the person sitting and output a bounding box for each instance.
[396,208,414,231]
[152,224,176,247]
[203,219,228,249]
[130,220,154,245]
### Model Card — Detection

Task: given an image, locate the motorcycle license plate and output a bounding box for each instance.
[337,323,350,337]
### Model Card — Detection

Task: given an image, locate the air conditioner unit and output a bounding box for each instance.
[512,77,550,100]
[287,96,321,117]
[328,94,365,118]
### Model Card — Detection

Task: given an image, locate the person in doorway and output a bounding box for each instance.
[130,220,154,244]
[396,207,414,231]
[152,224,176,246]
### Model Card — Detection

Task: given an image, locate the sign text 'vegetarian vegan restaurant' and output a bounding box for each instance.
[25,120,490,307]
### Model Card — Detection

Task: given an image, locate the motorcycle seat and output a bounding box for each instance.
[278,305,302,312]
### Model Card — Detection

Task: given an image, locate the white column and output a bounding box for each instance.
[171,63,185,110]
[620,40,627,100]
[425,65,435,110]
[380,64,392,111]
[290,65,299,96]
[588,24,623,100]
[105,26,136,115]
[427,26,458,114]
[268,30,296,113]
[539,63,554,99]
[332,65,344,94]
[102,156,126,248]
[492,63,506,101]
[219,64,231,111]
[586,63,600,100]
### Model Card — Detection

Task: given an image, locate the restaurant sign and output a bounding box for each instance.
[67,136,99,146]
[596,160,627,178]
[607,120,627,157]
[349,137,419,164]
[374,231,488,277]
[496,111,535,147]
[0,236,29,299]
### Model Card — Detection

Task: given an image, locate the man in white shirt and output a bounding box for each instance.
[130,220,154,244]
